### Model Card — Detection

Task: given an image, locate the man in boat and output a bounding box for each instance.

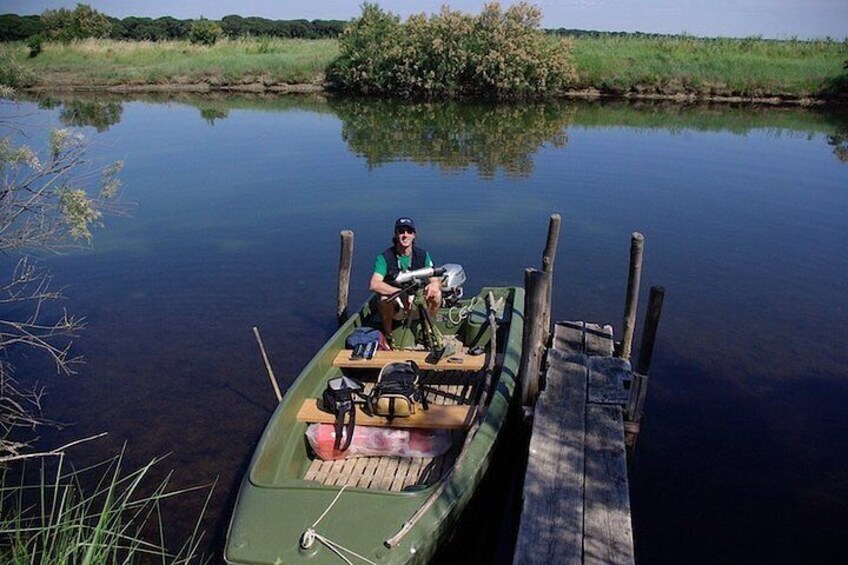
[370,217,442,347]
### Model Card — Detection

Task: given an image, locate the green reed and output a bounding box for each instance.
[0,446,212,563]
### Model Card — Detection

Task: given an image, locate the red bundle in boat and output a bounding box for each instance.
[306,423,451,461]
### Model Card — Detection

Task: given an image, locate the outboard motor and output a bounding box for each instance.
[440,263,466,306]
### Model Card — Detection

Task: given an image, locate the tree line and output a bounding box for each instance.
[0,11,347,42]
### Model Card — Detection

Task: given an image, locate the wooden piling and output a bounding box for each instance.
[635,286,665,375]
[618,232,644,361]
[541,213,561,343]
[336,230,354,324]
[519,268,550,408]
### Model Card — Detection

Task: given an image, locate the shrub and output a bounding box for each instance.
[27,34,44,58]
[189,17,223,45]
[41,3,111,42]
[329,2,576,99]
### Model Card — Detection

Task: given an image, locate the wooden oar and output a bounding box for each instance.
[252,326,282,403]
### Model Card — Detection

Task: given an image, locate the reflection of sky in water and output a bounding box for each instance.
[5,98,848,563]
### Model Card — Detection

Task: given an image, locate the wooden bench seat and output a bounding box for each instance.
[296,399,475,429]
[332,349,485,371]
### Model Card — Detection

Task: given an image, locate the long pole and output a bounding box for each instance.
[337,230,354,325]
[619,232,644,360]
[252,326,282,403]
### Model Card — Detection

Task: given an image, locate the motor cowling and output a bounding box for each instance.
[440,263,465,305]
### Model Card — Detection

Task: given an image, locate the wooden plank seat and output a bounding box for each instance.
[297,399,474,429]
[332,349,485,371]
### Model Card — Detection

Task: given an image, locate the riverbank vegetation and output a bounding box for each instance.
[0,91,210,561]
[1,2,846,101]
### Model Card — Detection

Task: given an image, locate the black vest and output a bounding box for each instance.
[381,245,428,282]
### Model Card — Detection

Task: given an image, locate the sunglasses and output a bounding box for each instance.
[396,227,415,235]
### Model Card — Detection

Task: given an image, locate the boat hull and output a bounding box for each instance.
[224,286,524,564]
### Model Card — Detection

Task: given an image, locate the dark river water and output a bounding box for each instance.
[3,94,847,564]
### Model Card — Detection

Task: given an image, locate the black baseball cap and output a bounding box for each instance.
[394,217,416,233]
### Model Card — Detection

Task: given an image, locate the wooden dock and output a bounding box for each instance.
[514,321,637,565]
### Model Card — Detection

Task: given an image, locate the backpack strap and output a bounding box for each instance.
[322,377,364,451]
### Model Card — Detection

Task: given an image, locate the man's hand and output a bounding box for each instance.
[424,280,441,301]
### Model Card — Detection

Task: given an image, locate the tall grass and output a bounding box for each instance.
[5,37,339,86]
[0,444,212,563]
[570,35,847,97]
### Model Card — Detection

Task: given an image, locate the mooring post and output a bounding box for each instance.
[336,230,354,325]
[626,286,665,437]
[619,232,644,360]
[635,286,665,376]
[541,213,561,344]
[519,268,550,411]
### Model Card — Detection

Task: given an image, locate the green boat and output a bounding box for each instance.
[224,279,524,564]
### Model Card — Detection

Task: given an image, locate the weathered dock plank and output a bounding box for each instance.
[513,349,587,565]
[583,405,635,565]
[553,321,584,355]
[584,323,614,357]
[517,320,636,565]
[588,356,633,406]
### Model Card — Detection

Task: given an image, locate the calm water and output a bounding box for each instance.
[4,94,848,563]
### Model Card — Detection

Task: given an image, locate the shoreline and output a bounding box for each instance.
[23,81,841,106]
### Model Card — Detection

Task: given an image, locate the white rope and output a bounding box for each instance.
[299,485,378,565]
[447,295,483,325]
[311,485,347,529]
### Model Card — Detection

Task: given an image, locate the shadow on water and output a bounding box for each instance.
[4,91,848,563]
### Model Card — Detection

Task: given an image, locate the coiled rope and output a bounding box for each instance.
[299,485,377,565]
[447,295,484,325]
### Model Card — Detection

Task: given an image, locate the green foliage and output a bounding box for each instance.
[188,18,224,45]
[41,3,112,43]
[26,35,43,58]
[0,15,45,41]
[330,2,577,98]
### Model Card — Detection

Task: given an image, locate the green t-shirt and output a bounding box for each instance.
[373,250,434,277]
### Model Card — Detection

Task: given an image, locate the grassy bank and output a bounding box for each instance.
[2,37,338,87]
[2,35,846,101]
[571,35,847,99]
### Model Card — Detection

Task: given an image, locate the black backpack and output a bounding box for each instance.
[364,361,429,419]
[321,376,364,451]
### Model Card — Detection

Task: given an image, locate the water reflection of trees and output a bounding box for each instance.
[330,99,574,178]
[57,100,123,132]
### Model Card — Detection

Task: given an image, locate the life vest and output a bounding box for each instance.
[381,245,428,283]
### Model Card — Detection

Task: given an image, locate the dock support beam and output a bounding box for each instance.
[618,232,644,361]
[519,268,550,409]
[541,213,561,343]
[336,230,354,325]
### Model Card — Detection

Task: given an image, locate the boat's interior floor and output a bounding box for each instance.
[304,369,482,491]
